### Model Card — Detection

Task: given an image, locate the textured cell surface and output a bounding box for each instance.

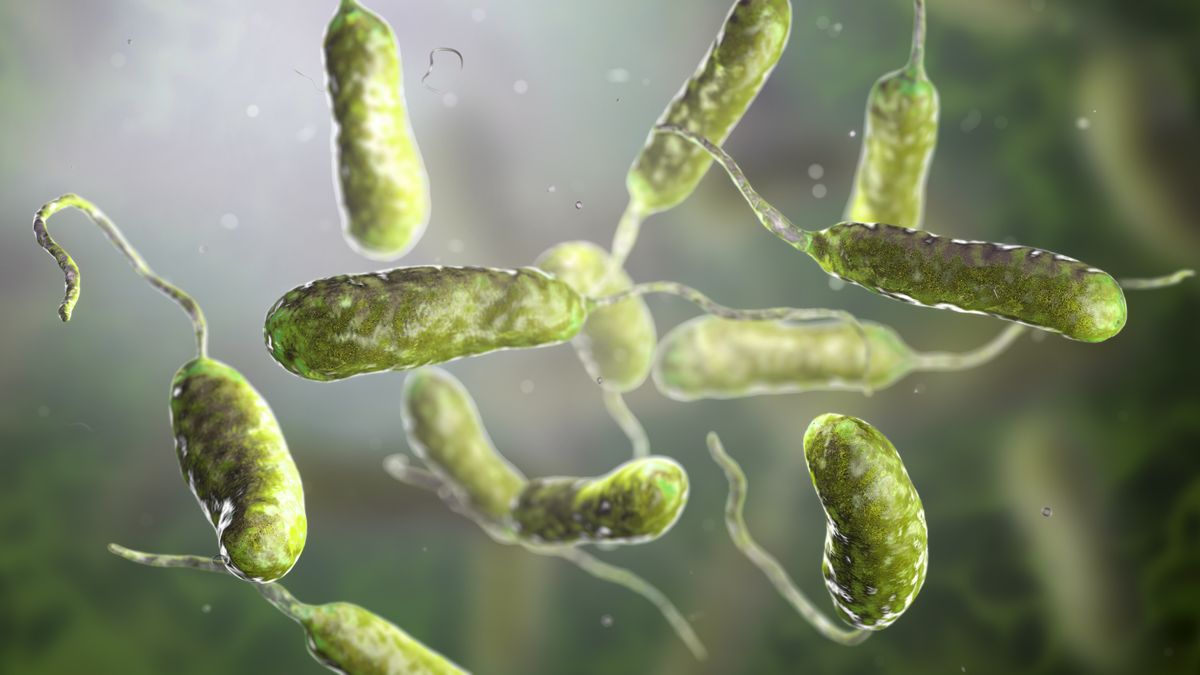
[170,358,306,582]
[844,15,938,228]
[264,266,588,381]
[512,458,688,545]
[534,241,656,392]
[654,317,912,400]
[300,601,467,675]
[807,222,1127,342]
[401,368,527,521]
[325,0,430,260]
[627,0,791,215]
[804,414,927,630]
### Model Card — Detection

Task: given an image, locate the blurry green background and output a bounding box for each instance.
[2,1,1198,673]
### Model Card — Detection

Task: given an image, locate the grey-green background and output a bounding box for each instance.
[2,1,1198,673]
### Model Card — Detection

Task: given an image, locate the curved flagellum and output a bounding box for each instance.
[512,457,688,546]
[264,266,588,381]
[804,414,927,630]
[401,367,527,521]
[325,0,430,260]
[172,358,307,582]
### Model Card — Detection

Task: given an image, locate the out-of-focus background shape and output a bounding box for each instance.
[2,1,1198,673]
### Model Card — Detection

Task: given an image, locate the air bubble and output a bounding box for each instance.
[296,125,316,143]
[575,201,584,210]
[595,376,603,384]
[1041,506,1053,518]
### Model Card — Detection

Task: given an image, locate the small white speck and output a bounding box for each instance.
[600,614,614,628]
[807,163,824,180]
[110,52,127,68]
[219,213,239,230]
[447,238,464,253]
[830,22,843,37]
[471,8,486,22]
[519,379,535,394]
[575,200,583,210]
[812,183,827,199]
[37,405,50,418]
[245,104,260,118]
[1075,116,1091,130]
[201,604,212,614]
[547,185,556,193]
[513,79,529,94]
[913,383,925,394]
[296,125,316,143]
[849,129,857,138]
[596,376,604,385]
[198,244,209,254]
[606,68,630,84]
[442,92,459,108]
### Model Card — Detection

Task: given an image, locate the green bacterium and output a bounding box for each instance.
[654,316,1025,401]
[265,264,861,382]
[325,0,430,260]
[658,125,1167,343]
[392,367,706,660]
[107,544,467,675]
[611,0,793,268]
[844,0,938,229]
[706,414,927,644]
[535,241,657,456]
[34,194,306,582]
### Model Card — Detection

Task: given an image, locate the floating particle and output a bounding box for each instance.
[447,238,465,254]
[1041,506,1053,518]
[575,200,583,210]
[849,129,857,138]
[296,125,316,143]
[547,185,556,193]
[1075,116,1091,130]
[201,604,212,614]
[519,379,535,394]
[961,108,982,132]
[606,68,630,84]
[816,16,830,30]
[600,614,614,628]
[219,213,239,231]
[830,22,843,37]
[442,92,459,108]
[513,79,529,94]
[245,104,260,118]
[828,276,846,291]
[812,184,827,199]
[807,163,824,180]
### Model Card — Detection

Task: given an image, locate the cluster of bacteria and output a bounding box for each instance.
[30,1,1192,673]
